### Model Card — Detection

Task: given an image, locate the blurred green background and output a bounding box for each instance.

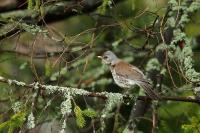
[0,0,200,132]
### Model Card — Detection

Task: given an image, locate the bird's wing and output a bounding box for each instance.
[113,61,145,82]
[113,61,160,99]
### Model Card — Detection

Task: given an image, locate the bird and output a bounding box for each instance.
[98,51,160,100]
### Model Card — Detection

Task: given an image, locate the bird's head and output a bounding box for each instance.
[98,51,119,65]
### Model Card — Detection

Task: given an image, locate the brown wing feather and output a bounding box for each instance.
[113,61,160,99]
[139,81,160,99]
[113,61,144,81]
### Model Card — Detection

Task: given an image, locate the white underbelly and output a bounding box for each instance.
[111,69,137,88]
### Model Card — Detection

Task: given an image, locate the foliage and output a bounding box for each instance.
[27,0,33,10]
[0,111,26,133]
[35,0,41,10]
[27,0,41,10]
[74,105,85,128]
[82,108,97,118]
[182,117,200,133]
[74,105,97,128]
[98,0,113,14]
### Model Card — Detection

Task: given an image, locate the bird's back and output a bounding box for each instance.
[110,60,160,99]
[109,60,144,88]
[112,61,145,81]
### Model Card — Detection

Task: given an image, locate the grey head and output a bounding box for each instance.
[98,51,119,65]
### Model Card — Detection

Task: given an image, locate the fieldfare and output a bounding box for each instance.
[98,51,160,99]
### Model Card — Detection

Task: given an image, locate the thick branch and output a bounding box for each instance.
[0,45,90,58]
[137,96,200,104]
[0,75,200,104]
[0,0,121,40]
[0,1,101,23]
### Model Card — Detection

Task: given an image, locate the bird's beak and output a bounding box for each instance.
[97,56,102,59]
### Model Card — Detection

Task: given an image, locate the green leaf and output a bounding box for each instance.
[10,111,26,128]
[181,116,200,133]
[8,126,13,133]
[0,121,9,130]
[82,108,97,118]
[27,0,33,10]
[0,111,26,132]
[19,62,28,70]
[35,0,41,10]
[98,0,112,14]
[74,105,86,128]
[45,60,52,77]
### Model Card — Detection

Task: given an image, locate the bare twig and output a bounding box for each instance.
[151,109,158,133]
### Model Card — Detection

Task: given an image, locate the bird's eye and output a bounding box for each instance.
[104,55,108,59]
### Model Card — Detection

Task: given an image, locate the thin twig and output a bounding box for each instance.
[151,109,158,133]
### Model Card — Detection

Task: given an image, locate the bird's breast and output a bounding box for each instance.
[110,68,136,88]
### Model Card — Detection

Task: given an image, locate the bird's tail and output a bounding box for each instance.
[138,81,160,100]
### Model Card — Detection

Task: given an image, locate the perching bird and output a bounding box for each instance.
[98,51,160,99]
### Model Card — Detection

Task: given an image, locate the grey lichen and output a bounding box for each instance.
[7,79,26,86]
[187,1,200,12]
[12,101,22,113]
[99,92,123,132]
[146,58,161,72]
[8,79,12,86]
[42,83,90,97]
[170,29,186,46]
[167,17,176,27]
[31,82,39,90]
[60,92,72,116]
[168,0,200,28]
[59,129,65,133]
[12,80,26,86]
[0,75,129,123]
[0,76,4,80]
[59,120,66,133]
[101,92,123,118]
[42,85,59,94]
[169,32,200,83]
[27,112,35,129]
[68,87,90,96]
[166,0,200,95]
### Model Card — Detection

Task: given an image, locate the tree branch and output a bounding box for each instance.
[0,75,199,104]
[0,1,100,23]
[0,0,122,40]
[151,109,158,133]
[0,45,91,58]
